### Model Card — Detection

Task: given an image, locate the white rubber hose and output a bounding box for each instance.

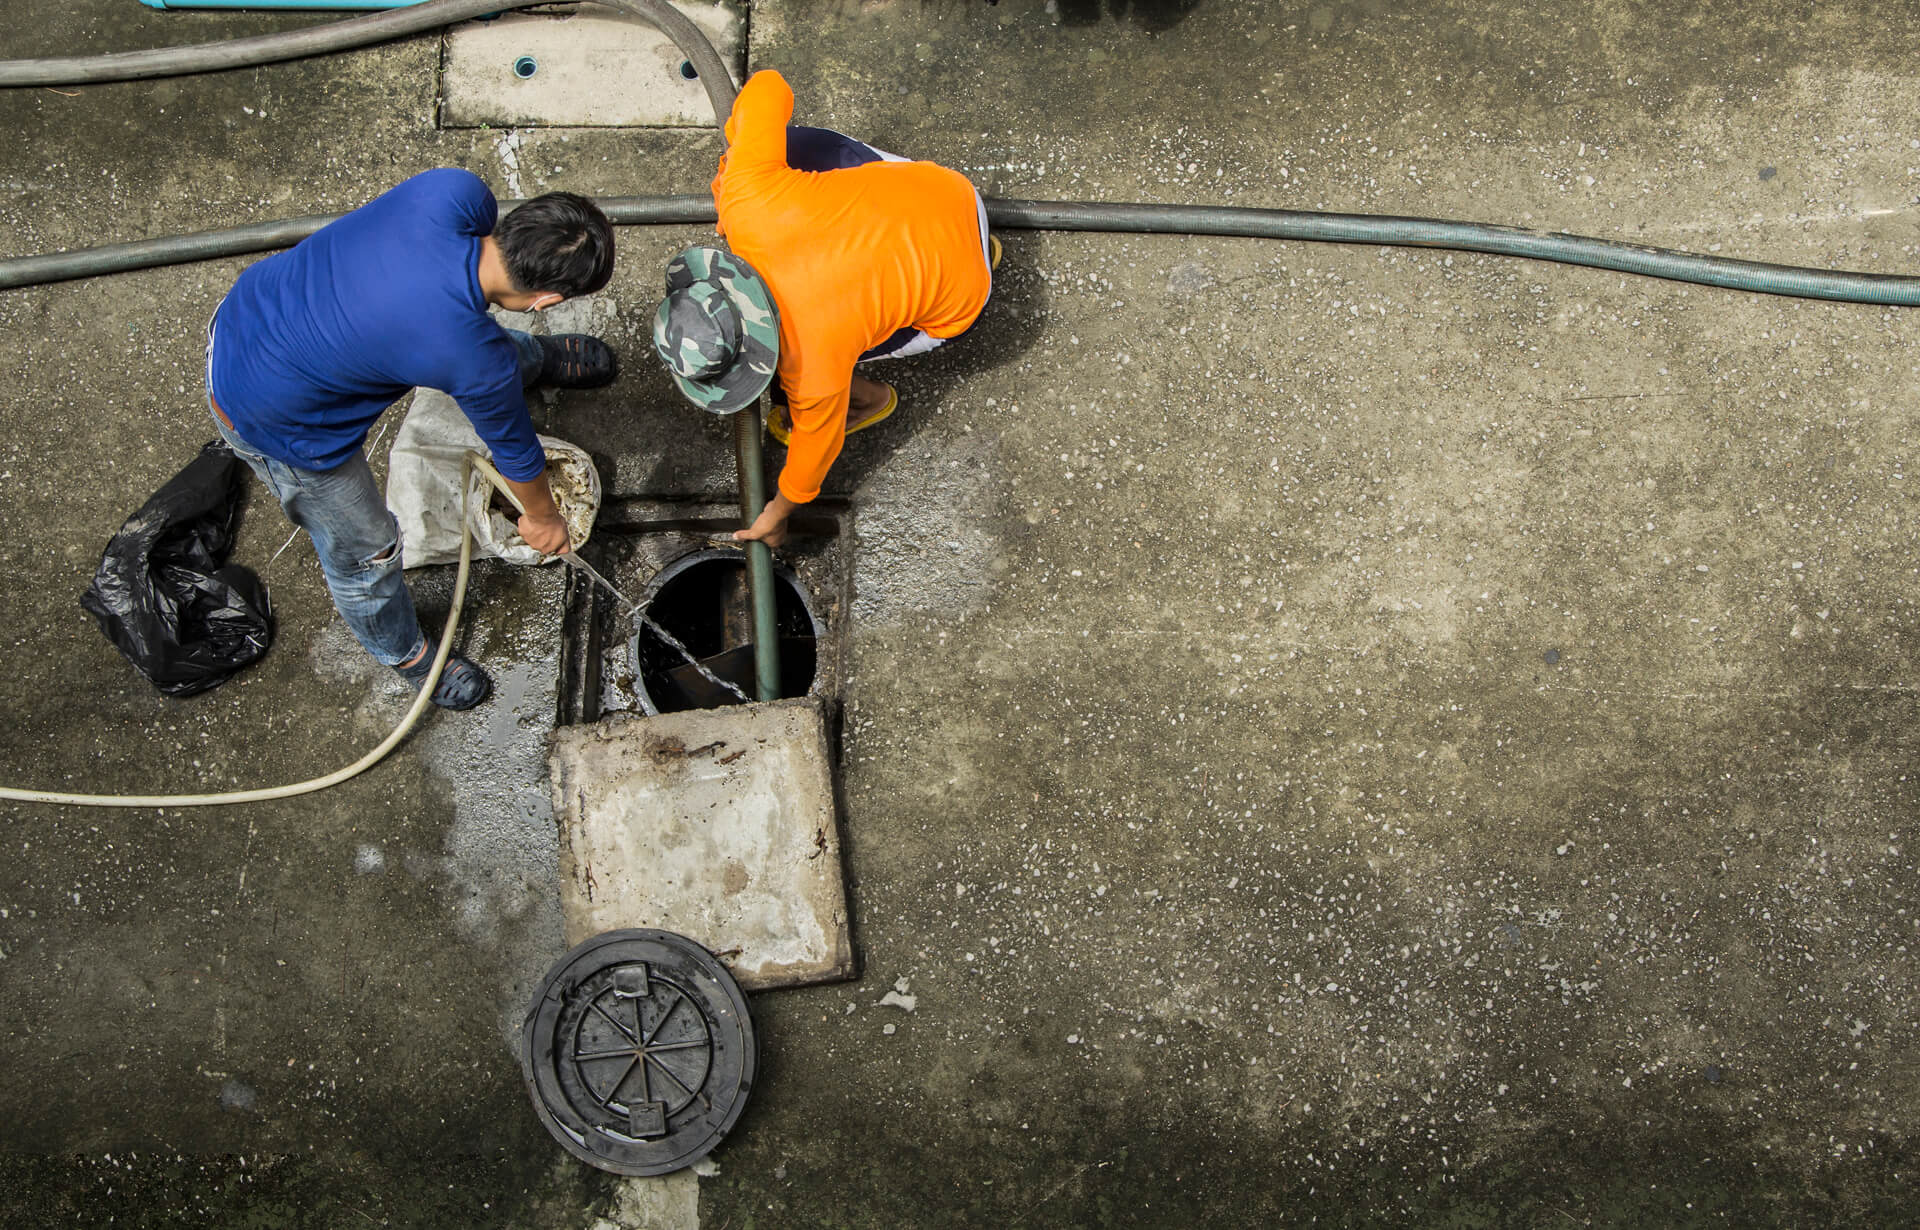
[0,452,515,808]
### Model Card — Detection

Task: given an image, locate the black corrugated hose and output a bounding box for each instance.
[5,0,1920,302]
[4,0,1919,302]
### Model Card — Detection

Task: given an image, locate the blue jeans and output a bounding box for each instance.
[209,327,545,667]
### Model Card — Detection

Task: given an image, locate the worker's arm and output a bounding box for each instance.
[446,329,567,552]
[503,468,570,555]
[722,70,794,164]
[711,70,794,237]
[735,490,798,548]
[736,381,848,547]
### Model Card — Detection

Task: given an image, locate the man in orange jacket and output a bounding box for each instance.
[651,69,998,547]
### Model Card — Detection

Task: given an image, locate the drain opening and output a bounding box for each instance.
[512,55,539,79]
[631,550,819,713]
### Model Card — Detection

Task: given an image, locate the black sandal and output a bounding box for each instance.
[536,334,618,389]
[398,651,493,710]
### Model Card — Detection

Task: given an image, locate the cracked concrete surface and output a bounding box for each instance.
[4,0,1920,1225]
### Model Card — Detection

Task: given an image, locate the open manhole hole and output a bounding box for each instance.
[631,549,820,713]
[521,929,756,1176]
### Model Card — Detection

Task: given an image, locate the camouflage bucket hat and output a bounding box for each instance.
[651,246,780,416]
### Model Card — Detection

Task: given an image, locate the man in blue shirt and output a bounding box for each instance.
[206,168,617,709]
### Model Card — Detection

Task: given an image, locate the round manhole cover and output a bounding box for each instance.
[521,929,756,1175]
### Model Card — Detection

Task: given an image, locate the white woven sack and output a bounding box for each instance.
[466,436,602,566]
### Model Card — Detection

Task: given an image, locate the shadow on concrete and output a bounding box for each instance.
[817,240,1052,498]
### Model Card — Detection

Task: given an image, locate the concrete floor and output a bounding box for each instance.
[3,0,1919,1224]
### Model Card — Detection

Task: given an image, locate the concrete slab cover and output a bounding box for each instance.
[440,3,746,129]
[549,699,853,990]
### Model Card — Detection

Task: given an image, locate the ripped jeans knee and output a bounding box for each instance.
[321,530,421,665]
[229,440,423,666]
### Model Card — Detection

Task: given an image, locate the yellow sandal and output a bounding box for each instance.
[850,384,899,435]
[766,384,898,445]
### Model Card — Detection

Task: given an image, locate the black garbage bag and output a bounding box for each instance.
[81,440,274,696]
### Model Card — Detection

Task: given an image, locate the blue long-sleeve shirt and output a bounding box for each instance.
[207,168,545,481]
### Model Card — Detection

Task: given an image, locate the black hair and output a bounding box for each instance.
[493,191,616,299]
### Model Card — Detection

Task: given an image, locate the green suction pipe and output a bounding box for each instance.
[10,2,1920,309]
[738,401,780,701]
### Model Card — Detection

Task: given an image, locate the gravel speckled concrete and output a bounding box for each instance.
[3,0,1919,1225]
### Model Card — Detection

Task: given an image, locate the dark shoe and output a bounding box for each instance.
[536,334,618,389]
[397,651,493,710]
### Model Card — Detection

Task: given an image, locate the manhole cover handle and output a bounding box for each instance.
[611,963,650,998]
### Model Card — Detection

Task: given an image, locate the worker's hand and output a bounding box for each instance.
[734,504,790,549]
[519,510,571,555]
